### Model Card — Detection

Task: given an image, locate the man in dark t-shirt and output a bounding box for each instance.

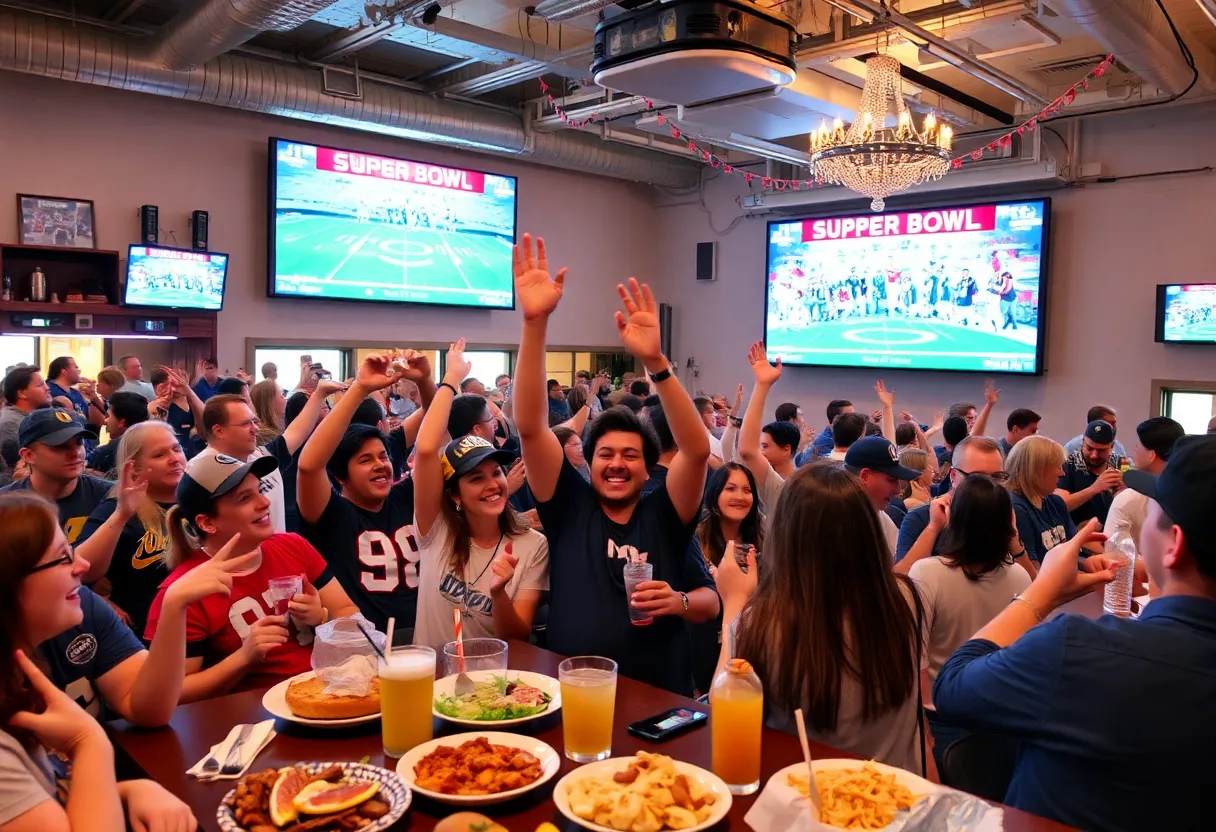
[0,408,110,542]
[512,237,720,695]
[1056,419,1124,526]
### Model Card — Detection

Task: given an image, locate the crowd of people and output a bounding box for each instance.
[0,231,1213,832]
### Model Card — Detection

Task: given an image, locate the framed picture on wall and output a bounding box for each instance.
[17,195,97,249]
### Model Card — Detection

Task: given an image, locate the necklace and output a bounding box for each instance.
[462,534,504,614]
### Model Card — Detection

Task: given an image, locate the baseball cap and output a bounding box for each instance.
[440,435,514,482]
[1124,435,1216,554]
[18,407,86,449]
[176,451,278,521]
[844,436,922,480]
[1084,419,1116,445]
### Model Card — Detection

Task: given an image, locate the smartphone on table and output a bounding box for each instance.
[627,707,708,742]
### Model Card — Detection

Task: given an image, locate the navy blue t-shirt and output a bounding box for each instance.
[163,402,195,452]
[47,382,89,420]
[894,503,941,563]
[1012,492,1077,563]
[77,498,171,640]
[38,586,144,718]
[88,439,120,477]
[301,480,417,633]
[0,475,112,544]
[1057,452,1123,527]
[537,459,715,696]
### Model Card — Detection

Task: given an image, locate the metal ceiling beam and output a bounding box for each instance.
[101,0,147,23]
[310,17,405,61]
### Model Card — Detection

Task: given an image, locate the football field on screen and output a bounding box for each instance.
[768,317,1040,373]
[273,215,513,306]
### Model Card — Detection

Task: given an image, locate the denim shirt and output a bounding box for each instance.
[933,596,1216,832]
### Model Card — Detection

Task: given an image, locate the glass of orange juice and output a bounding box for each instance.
[559,656,617,762]
[710,658,763,794]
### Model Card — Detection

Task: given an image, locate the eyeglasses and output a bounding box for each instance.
[953,467,1011,484]
[226,417,260,430]
[26,548,75,575]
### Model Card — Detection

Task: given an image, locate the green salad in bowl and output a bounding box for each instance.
[433,676,553,721]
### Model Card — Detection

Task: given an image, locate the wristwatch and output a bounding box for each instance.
[679,592,690,612]
[649,366,674,383]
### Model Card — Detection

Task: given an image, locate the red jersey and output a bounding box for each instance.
[144,533,332,692]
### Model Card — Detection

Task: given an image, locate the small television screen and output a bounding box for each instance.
[267,138,517,308]
[1156,283,1216,343]
[123,245,229,311]
[764,198,1051,374]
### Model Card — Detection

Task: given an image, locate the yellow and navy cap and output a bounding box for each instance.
[440,435,515,481]
[18,407,87,448]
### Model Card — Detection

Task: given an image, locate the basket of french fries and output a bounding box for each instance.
[552,751,732,832]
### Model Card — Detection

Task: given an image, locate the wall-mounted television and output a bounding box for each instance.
[123,245,229,311]
[1156,283,1216,343]
[267,137,517,309]
[764,198,1051,375]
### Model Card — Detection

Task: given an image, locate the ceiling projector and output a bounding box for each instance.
[591,0,797,107]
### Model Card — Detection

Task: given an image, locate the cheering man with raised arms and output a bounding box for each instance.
[512,234,719,695]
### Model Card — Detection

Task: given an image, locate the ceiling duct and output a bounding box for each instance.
[1050,0,1216,94]
[142,0,343,71]
[0,7,698,188]
[532,0,618,23]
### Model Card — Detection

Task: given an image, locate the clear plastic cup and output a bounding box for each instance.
[559,656,617,762]
[442,637,508,677]
[267,575,302,616]
[624,562,654,626]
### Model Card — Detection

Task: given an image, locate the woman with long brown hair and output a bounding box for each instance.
[715,461,926,772]
[249,379,286,446]
[0,493,198,831]
[412,341,548,650]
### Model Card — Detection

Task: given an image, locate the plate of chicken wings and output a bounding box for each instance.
[394,733,561,807]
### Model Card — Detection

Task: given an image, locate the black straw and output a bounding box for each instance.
[355,624,387,662]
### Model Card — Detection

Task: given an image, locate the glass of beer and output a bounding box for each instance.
[559,656,617,763]
[378,645,435,758]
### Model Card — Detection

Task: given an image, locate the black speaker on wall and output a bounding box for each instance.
[139,205,158,245]
[695,241,717,281]
[659,302,673,360]
[191,210,209,250]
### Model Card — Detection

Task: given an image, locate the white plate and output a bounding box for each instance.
[217,762,409,832]
[431,669,562,726]
[262,672,381,727]
[769,759,939,829]
[553,756,733,832]
[395,731,561,807]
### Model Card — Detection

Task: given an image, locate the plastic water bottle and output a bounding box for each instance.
[1102,534,1137,618]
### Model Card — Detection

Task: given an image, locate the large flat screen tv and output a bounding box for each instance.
[267,137,517,309]
[764,198,1051,374]
[123,245,229,311]
[1156,283,1216,343]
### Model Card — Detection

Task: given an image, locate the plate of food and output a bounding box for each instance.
[263,671,382,726]
[432,670,560,726]
[553,751,731,832]
[218,761,409,832]
[395,732,561,807]
[774,759,938,830]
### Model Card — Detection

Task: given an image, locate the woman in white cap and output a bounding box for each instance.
[411,340,548,651]
[145,452,359,702]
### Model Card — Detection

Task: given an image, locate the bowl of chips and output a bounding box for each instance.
[552,751,731,832]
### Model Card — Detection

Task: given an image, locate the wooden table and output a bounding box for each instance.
[107,642,1075,831]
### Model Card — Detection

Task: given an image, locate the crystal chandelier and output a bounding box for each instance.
[809,55,953,211]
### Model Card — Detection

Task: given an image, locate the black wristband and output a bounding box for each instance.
[649,366,673,384]
[438,382,458,396]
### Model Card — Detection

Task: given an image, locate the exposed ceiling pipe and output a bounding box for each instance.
[1051,0,1216,94]
[532,0,617,23]
[837,0,1049,106]
[141,0,343,71]
[0,7,698,188]
[1198,0,1216,29]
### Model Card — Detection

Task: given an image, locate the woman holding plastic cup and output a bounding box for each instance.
[410,340,549,651]
[144,452,360,702]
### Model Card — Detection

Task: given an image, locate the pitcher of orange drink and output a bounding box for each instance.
[710,658,763,795]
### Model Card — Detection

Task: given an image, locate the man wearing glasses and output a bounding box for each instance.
[195,385,337,533]
[895,435,1009,567]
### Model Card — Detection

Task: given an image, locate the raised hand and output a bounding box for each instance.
[195,357,208,380]
[732,383,744,415]
[928,493,952,531]
[116,459,150,519]
[505,458,527,496]
[164,533,259,609]
[614,278,663,363]
[747,340,781,386]
[983,379,1000,405]
[489,542,518,595]
[514,233,567,321]
[875,379,895,408]
[399,349,432,383]
[929,411,945,433]
[314,378,347,397]
[717,541,758,609]
[445,339,473,383]
[9,650,107,755]
[900,410,916,424]
[355,353,405,392]
[235,369,253,383]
